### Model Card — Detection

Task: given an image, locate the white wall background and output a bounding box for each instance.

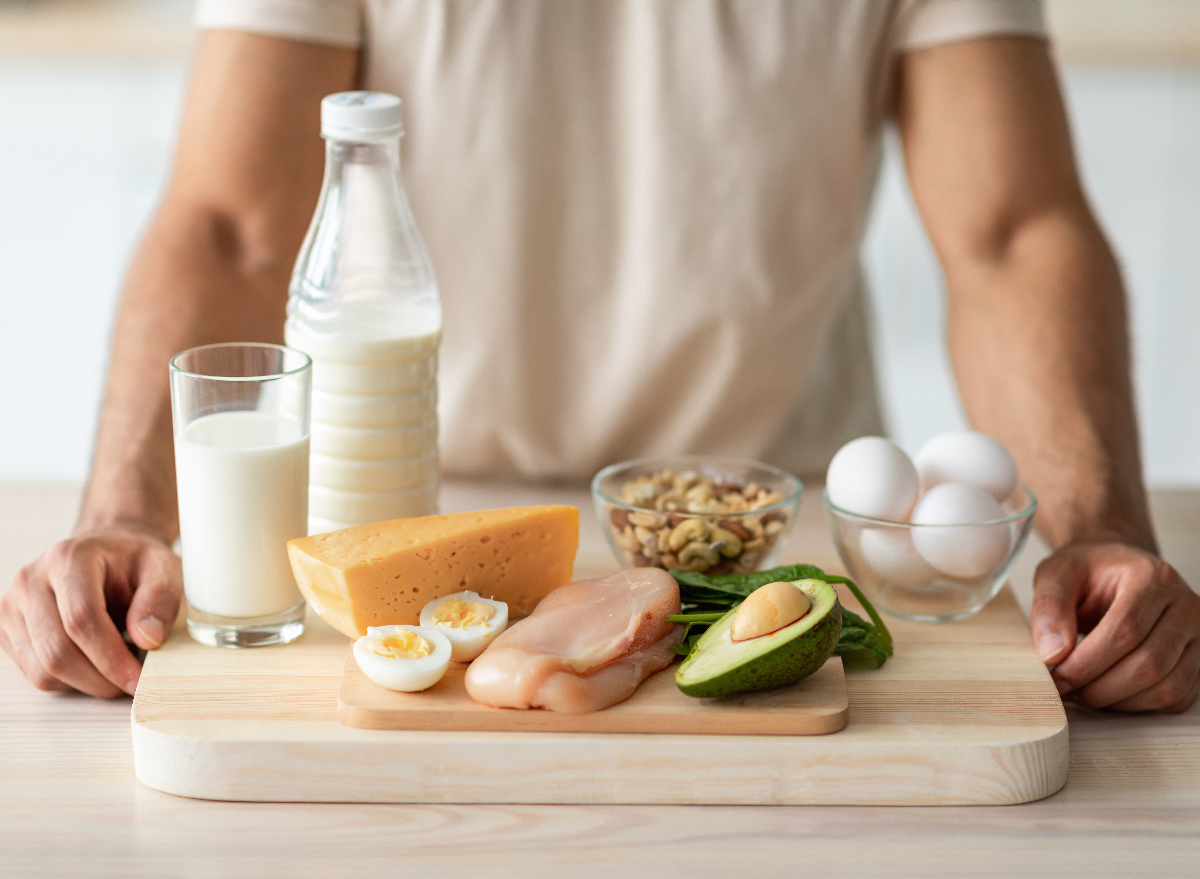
[0,58,1198,486]
[0,58,185,482]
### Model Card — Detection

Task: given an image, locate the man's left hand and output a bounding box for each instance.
[1031,542,1200,713]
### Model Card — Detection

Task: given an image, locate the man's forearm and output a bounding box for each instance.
[78,204,295,542]
[944,207,1155,554]
[895,38,1156,554]
[74,32,353,542]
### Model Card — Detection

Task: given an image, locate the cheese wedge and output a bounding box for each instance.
[287,506,579,638]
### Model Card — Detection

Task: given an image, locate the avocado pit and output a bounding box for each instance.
[731,580,812,641]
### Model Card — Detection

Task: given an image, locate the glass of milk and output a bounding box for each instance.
[169,343,312,647]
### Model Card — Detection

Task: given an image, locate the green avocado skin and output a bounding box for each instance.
[676,597,842,699]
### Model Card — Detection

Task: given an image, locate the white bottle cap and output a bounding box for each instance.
[321,92,404,141]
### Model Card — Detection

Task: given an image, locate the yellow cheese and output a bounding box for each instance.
[287,506,579,638]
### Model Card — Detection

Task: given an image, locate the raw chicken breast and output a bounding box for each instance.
[464,568,682,713]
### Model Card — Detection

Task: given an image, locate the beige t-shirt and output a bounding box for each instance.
[195,0,1046,481]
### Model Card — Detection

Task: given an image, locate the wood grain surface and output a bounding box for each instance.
[4,481,1200,878]
[338,652,848,735]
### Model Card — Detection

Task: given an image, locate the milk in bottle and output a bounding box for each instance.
[286,92,441,533]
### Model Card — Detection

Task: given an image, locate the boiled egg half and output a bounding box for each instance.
[353,625,452,692]
[419,591,509,662]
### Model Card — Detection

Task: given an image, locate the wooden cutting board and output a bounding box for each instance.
[338,653,848,735]
[131,552,1068,806]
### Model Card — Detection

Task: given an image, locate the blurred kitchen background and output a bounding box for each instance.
[1,0,1198,487]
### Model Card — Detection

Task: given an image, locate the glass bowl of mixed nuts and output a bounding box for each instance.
[591,456,804,576]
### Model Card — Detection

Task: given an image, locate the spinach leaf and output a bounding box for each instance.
[832,609,890,668]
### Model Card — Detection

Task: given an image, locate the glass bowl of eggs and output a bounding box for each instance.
[591,456,803,576]
[823,432,1037,622]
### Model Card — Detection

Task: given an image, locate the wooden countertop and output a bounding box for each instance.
[2,481,1198,876]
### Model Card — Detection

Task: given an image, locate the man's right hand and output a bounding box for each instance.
[0,529,182,698]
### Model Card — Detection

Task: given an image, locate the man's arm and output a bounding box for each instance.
[0,31,357,697]
[896,37,1200,711]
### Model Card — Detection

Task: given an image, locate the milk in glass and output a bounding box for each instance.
[175,410,309,618]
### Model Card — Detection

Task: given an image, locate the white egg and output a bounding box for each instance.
[914,430,1017,502]
[353,625,452,692]
[419,590,509,662]
[826,436,919,521]
[859,527,938,587]
[910,482,1012,579]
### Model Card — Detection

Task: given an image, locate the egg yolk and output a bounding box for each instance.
[432,598,496,629]
[372,630,433,660]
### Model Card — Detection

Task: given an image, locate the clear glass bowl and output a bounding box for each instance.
[823,485,1037,622]
[591,456,803,576]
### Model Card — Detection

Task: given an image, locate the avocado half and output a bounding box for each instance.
[675,579,842,698]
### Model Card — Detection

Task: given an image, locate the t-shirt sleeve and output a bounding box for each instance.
[193,0,364,49]
[895,0,1047,52]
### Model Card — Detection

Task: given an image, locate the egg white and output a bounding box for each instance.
[419,590,509,662]
[353,625,452,692]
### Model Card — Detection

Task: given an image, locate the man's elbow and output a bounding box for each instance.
[151,196,305,283]
[935,195,1109,278]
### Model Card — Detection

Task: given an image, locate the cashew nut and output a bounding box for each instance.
[634,525,658,551]
[628,510,667,529]
[708,526,743,558]
[678,540,720,571]
[668,517,709,551]
[613,526,639,553]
